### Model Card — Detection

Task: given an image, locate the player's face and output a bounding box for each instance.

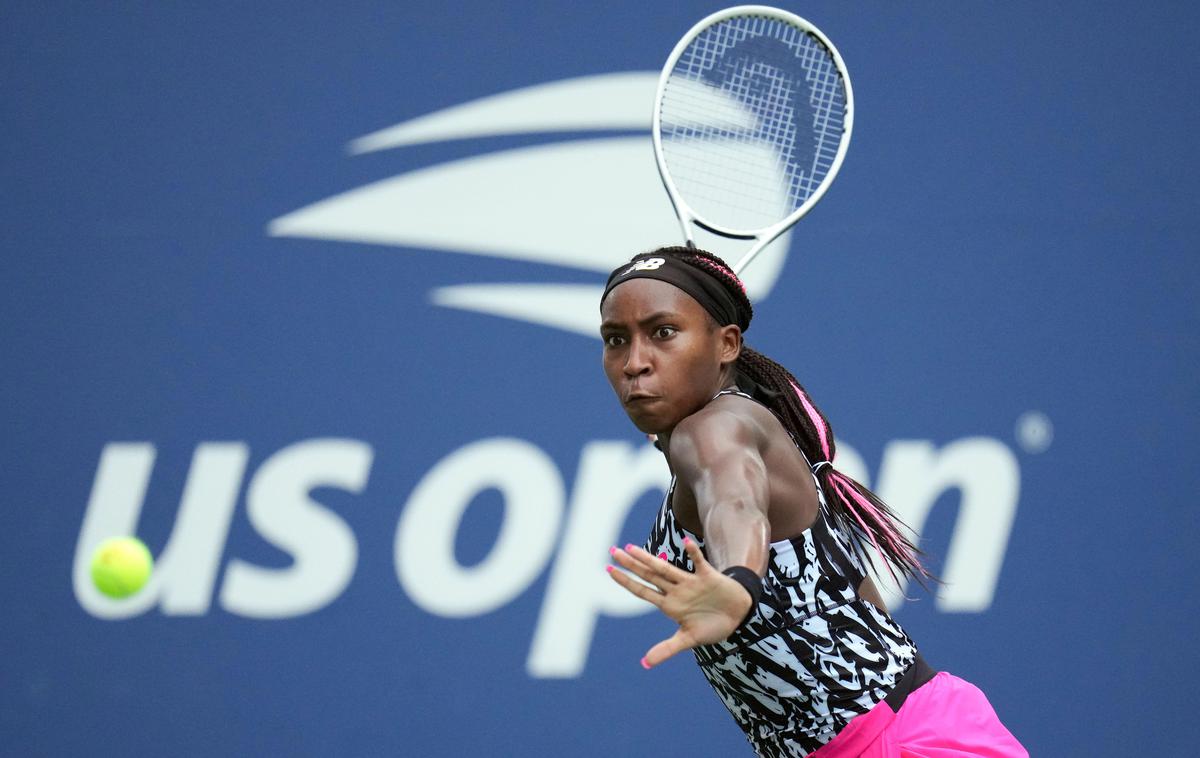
[599,278,738,435]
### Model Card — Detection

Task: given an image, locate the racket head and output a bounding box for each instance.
[652,5,854,245]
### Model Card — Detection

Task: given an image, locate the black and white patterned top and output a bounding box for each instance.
[644,391,916,756]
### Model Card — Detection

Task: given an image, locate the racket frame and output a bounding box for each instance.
[651,5,855,275]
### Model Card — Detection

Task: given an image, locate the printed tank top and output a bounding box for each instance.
[643,390,916,757]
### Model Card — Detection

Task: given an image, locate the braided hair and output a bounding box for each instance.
[636,245,932,587]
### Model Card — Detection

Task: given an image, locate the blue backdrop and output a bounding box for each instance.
[4,2,1198,755]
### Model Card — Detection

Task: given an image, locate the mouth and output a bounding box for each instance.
[624,393,659,405]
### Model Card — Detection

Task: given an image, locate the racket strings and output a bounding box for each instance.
[659,15,848,231]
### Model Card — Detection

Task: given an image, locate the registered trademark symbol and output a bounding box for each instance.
[1015,411,1053,454]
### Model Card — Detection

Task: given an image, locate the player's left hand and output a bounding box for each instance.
[607,537,753,669]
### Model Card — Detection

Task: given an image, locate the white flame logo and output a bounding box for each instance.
[267,72,791,338]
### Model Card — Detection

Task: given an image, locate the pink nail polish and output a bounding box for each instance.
[658,552,668,560]
[640,657,651,670]
[624,543,635,552]
[609,546,617,556]
[683,536,692,546]
[605,565,614,573]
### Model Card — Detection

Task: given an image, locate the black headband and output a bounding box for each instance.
[600,254,750,332]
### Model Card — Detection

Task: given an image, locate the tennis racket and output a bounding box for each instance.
[652,5,854,276]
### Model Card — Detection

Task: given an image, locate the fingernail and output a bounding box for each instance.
[640,657,651,670]
[609,546,617,556]
[605,565,614,573]
[658,552,668,561]
[624,543,635,552]
[683,536,692,546]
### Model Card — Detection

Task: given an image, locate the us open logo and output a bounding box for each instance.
[75,73,1025,682]
[266,72,793,337]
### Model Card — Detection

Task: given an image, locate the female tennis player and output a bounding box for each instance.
[601,246,1027,757]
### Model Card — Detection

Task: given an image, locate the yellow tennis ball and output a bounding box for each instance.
[90,536,153,598]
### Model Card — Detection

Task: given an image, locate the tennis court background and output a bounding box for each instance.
[3,2,1197,755]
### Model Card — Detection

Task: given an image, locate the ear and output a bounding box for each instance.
[717,324,742,367]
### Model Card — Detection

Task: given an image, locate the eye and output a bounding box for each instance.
[603,334,626,348]
[652,325,677,340]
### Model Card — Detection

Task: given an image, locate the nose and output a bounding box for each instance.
[623,337,652,377]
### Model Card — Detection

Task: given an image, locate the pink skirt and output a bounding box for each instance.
[807,672,1028,757]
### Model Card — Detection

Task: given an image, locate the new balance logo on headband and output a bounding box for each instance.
[620,258,666,277]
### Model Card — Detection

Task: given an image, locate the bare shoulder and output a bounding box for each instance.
[670,394,767,466]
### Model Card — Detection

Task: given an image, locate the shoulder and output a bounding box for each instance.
[670,394,767,467]
[676,392,776,440]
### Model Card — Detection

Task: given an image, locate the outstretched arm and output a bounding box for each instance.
[607,408,771,668]
[669,409,770,575]
[609,538,756,668]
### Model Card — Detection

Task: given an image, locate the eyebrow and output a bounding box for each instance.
[599,311,681,331]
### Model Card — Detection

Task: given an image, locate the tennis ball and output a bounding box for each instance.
[90,536,153,598]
